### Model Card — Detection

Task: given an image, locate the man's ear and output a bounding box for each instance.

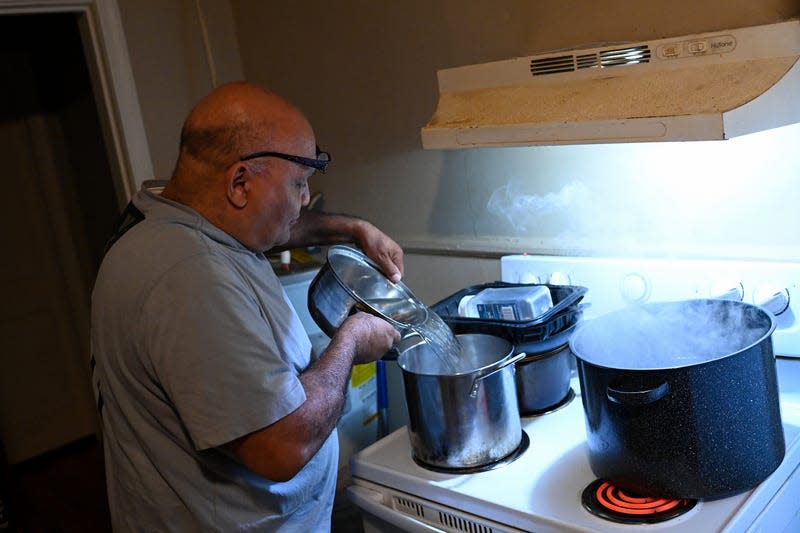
[227,164,249,208]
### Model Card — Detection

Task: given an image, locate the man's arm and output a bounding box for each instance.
[271,209,404,283]
[226,312,399,481]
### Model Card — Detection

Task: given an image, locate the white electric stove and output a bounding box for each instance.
[348,255,800,533]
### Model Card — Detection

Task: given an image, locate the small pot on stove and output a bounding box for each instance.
[397,333,527,472]
[514,342,573,415]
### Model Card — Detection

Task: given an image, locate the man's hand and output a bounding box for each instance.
[337,312,401,364]
[354,221,404,283]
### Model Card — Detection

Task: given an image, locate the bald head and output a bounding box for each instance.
[163,81,316,201]
[177,82,311,172]
[160,82,318,250]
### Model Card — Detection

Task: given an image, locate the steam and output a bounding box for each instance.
[572,300,773,369]
[484,178,679,255]
[487,181,592,233]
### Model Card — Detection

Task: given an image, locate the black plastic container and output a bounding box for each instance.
[430,282,587,347]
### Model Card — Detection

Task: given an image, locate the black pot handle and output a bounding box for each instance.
[607,381,669,405]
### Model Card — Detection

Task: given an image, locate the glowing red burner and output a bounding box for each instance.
[582,479,697,524]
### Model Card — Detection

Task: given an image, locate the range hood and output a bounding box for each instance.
[421,20,800,148]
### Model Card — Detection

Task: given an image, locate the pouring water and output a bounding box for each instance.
[405,313,462,374]
[364,294,462,373]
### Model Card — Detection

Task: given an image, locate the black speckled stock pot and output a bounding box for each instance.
[569,299,785,499]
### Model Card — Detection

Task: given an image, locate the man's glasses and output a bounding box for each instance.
[240,145,331,174]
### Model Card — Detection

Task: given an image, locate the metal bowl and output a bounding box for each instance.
[308,245,428,337]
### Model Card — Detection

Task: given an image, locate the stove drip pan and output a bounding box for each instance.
[412,430,530,474]
[520,387,575,417]
[582,479,698,524]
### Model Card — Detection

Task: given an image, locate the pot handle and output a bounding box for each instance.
[469,352,526,398]
[382,330,425,361]
[607,381,669,405]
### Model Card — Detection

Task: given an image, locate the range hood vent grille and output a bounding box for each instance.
[531,45,651,76]
[597,45,652,67]
[529,55,574,75]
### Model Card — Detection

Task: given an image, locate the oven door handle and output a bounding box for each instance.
[347,485,443,532]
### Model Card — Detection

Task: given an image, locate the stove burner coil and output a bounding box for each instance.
[582,479,697,524]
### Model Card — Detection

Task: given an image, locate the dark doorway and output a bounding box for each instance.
[0,12,119,532]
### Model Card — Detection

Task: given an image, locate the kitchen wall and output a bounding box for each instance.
[116,0,244,177]
[117,0,800,304]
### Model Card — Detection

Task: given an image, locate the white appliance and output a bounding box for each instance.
[348,255,800,532]
[421,19,800,148]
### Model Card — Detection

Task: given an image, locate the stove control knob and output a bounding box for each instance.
[520,272,540,284]
[548,271,571,285]
[711,280,744,301]
[620,273,650,304]
[753,286,790,315]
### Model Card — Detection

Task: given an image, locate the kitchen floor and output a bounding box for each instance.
[3,437,364,532]
[4,436,111,532]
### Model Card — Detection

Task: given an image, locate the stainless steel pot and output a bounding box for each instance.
[569,299,784,499]
[397,333,525,471]
[308,245,427,337]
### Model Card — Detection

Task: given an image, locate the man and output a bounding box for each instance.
[91,81,403,531]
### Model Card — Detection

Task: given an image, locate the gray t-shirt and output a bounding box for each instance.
[91,185,337,532]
